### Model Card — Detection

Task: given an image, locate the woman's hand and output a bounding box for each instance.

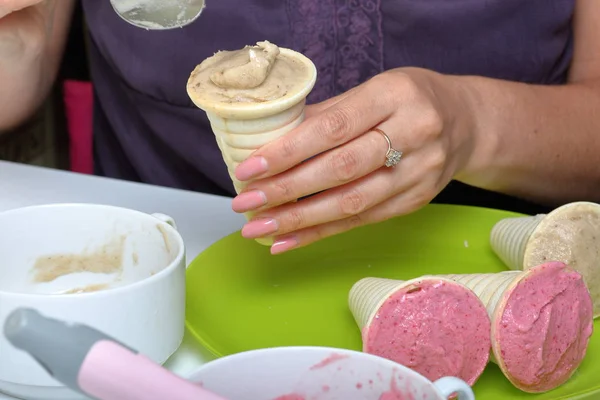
[232,67,478,254]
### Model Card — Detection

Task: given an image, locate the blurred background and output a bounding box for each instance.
[0,3,547,216]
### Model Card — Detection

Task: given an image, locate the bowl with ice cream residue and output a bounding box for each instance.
[0,204,186,400]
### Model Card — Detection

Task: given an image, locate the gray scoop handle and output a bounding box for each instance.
[4,308,134,395]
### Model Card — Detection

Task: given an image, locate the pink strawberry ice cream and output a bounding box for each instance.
[493,261,593,392]
[362,278,491,385]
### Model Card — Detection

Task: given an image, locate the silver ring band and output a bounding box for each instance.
[373,128,403,168]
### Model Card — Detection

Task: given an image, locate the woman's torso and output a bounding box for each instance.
[82,0,574,212]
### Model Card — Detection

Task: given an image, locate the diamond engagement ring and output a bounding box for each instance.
[373,128,403,168]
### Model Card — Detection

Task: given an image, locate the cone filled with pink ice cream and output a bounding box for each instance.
[440,261,593,393]
[187,41,317,246]
[490,201,600,317]
[348,276,492,387]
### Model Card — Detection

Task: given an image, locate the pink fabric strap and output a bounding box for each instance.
[63,80,94,174]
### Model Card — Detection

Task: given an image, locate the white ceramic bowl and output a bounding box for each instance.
[0,204,186,400]
[187,346,475,400]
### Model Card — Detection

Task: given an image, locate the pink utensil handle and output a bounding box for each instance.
[79,340,227,400]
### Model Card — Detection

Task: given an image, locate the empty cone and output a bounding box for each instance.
[349,277,491,386]
[439,261,593,393]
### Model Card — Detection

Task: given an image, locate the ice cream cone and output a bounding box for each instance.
[349,277,412,331]
[187,45,317,246]
[205,98,310,195]
[490,201,600,317]
[349,276,491,386]
[439,262,593,393]
[437,271,522,326]
[489,215,544,270]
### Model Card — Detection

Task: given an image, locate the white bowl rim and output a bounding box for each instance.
[186,345,433,385]
[0,203,186,299]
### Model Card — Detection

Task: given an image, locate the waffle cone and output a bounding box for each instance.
[489,215,544,270]
[491,202,600,317]
[348,276,464,331]
[349,278,405,330]
[187,47,317,246]
[438,263,594,394]
[210,105,306,248]
[437,272,522,317]
[435,272,523,374]
[437,271,526,364]
[207,101,307,196]
[349,276,492,387]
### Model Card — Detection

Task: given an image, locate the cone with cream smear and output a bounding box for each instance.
[438,262,593,393]
[349,276,492,387]
[490,201,600,317]
[187,43,317,245]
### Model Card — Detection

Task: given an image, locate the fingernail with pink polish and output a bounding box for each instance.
[232,190,267,212]
[241,218,278,238]
[271,237,299,255]
[236,157,268,181]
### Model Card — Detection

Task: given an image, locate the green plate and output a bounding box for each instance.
[186,204,600,399]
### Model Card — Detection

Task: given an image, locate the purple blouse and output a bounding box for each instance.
[81,0,574,211]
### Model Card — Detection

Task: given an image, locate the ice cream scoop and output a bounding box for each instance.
[4,308,227,400]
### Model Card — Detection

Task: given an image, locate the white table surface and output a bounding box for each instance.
[0,160,246,397]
